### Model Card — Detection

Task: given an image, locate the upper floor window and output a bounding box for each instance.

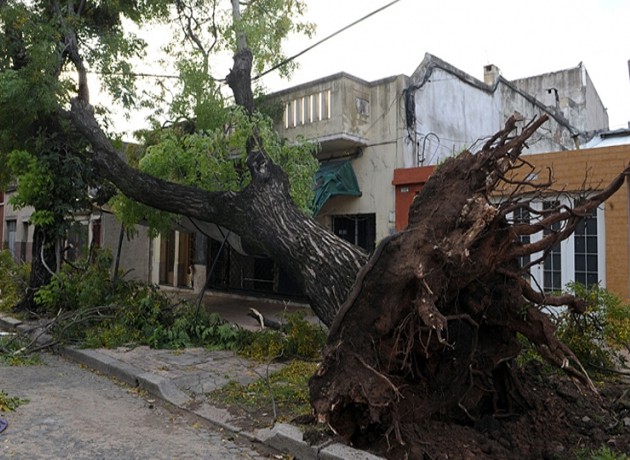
[355,97,369,117]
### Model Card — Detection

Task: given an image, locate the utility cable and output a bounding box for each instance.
[253,0,403,81]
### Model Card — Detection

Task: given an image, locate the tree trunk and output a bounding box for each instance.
[309,115,629,446]
[13,225,57,314]
[68,99,367,327]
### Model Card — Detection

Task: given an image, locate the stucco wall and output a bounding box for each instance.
[512,65,608,134]
[272,73,407,243]
[409,66,500,166]
[406,59,588,167]
[100,212,152,283]
[521,145,630,300]
[2,193,33,261]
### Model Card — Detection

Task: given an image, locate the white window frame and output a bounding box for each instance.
[509,199,606,292]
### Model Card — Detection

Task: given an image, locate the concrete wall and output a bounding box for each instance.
[270,54,612,247]
[2,191,33,262]
[520,144,630,300]
[512,64,609,135]
[405,54,596,167]
[100,212,152,283]
[272,73,408,243]
[408,65,500,166]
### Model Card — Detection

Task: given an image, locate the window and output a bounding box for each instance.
[513,206,531,273]
[573,209,599,288]
[333,214,376,252]
[513,200,605,293]
[542,201,562,293]
[355,97,369,117]
[6,220,16,259]
[20,222,28,262]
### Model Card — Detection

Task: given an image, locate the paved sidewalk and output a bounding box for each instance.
[0,294,381,460]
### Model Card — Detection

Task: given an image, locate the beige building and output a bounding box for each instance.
[271,72,409,249]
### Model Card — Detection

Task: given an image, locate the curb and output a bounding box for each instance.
[0,313,382,459]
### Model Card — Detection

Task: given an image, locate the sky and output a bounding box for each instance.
[258,0,630,130]
[105,0,630,135]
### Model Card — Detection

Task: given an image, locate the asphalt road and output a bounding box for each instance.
[0,352,277,459]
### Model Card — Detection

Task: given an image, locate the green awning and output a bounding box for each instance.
[312,160,361,216]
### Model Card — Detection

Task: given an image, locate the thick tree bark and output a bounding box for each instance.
[65,26,368,327]
[309,115,630,446]
[69,98,367,326]
[13,225,57,314]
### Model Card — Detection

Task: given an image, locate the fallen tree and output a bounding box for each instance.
[11,1,630,455]
[309,114,630,454]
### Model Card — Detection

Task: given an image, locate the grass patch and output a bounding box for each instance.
[0,390,28,412]
[208,360,317,424]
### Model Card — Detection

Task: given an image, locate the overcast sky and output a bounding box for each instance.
[105,0,630,135]
[259,0,630,130]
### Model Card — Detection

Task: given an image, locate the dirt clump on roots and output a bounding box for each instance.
[324,362,630,459]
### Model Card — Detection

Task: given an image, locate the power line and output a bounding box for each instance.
[253,0,403,81]
[88,1,404,84]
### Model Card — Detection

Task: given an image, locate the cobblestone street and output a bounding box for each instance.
[1,353,276,459]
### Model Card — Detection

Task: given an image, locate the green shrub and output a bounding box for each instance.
[552,283,630,372]
[27,249,328,356]
[0,250,30,312]
[147,311,246,350]
[575,445,629,460]
[33,249,172,347]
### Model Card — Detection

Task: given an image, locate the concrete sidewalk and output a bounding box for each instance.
[0,293,381,460]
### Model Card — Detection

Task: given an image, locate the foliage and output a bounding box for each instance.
[228,0,315,78]
[0,0,161,254]
[575,445,629,460]
[29,248,326,354]
[146,310,246,350]
[0,390,28,412]
[31,248,233,349]
[0,334,41,366]
[552,283,630,372]
[240,312,326,361]
[208,360,317,423]
[0,250,30,312]
[112,108,318,236]
[151,0,314,126]
[33,249,172,347]
[519,283,630,374]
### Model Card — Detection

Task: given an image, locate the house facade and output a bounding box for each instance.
[271,72,409,249]
[2,186,32,262]
[271,53,609,251]
[0,190,153,283]
[515,134,630,300]
[2,53,620,302]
